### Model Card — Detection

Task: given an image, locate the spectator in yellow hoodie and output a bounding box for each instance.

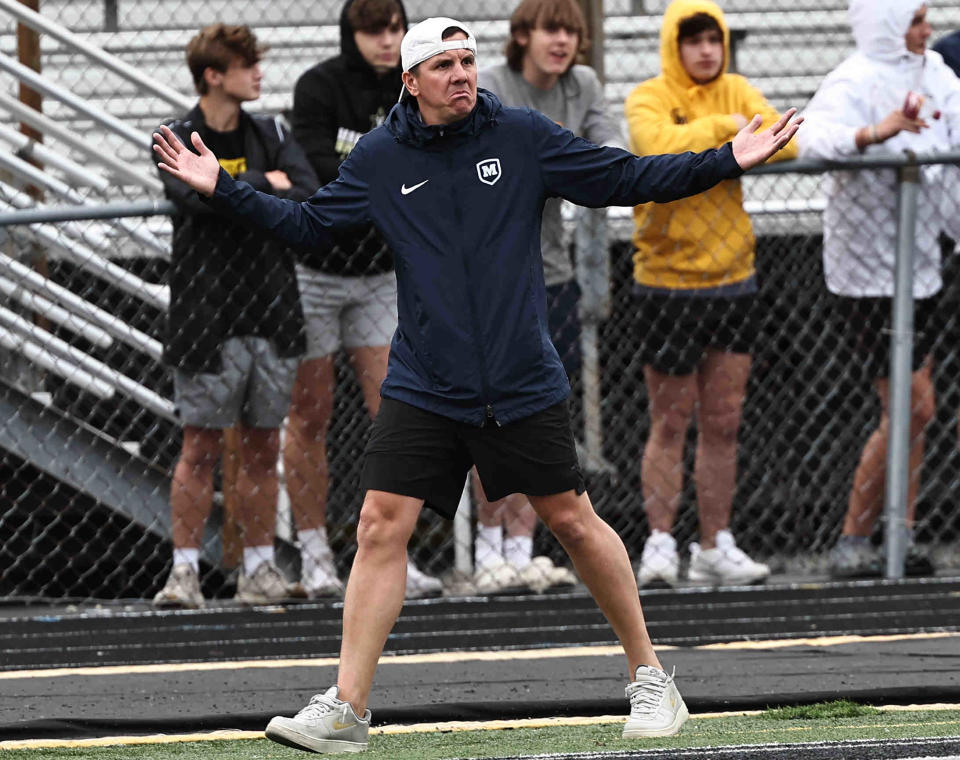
[625,0,796,588]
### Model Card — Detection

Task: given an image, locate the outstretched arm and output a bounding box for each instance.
[535,108,801,209]
[153,126,220,196]
[731,108,802,170]
[153,125,371,250]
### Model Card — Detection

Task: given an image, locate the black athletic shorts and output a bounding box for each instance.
[633,291,756,375]
[832,295,939,379]
[359,398,585,519]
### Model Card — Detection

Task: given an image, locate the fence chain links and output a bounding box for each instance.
[0,0,958,601]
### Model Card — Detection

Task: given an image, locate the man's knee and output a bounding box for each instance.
[179,428,221,469]
[698,405,742,445]
[356,495,417,551]
[538,496,592,547]
[289,388,334,432]
[650,409,693,445]
[239,428,281,473]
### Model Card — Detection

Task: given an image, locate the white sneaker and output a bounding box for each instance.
[153,563,204,609]
[688,530,770,586]
[235,560,308,605]
[473,560,523,594]
[266,686,370,753]
[405,560,443,599]
[637,530,679,588]
[517,556,578,593]
[302,555,344,599]
[623,665,689,738]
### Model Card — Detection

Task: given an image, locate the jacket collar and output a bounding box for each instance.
[385,88,502,147]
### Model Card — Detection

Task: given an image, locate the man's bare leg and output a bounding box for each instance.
[528,489,659,676]
[474,479,535,561]
[337,490,424,716]
[844,365,934,536]
[694,350,750,549]
[347,344,390,416]
[236,424,282,549]
[170,426,222,549]
[641,367,697,535]
[284,356,336,534]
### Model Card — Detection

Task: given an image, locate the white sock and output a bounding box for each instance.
[243,545,275,576]
[504,536,533,570]
[173,547,199,572]
[475,525,503,570]
[299,528,332,574]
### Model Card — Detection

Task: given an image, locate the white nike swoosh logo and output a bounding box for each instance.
[401,180,429,195]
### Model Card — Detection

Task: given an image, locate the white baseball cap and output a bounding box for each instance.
[400,16,477,73]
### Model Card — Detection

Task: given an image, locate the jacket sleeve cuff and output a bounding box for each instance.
[199,167,235,207]
[719,142,745,178]
[846,126,862,154]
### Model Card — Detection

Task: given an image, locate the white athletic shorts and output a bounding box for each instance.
[296,265,398,360]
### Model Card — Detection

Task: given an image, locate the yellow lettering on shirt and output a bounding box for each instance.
[218,157,248,177]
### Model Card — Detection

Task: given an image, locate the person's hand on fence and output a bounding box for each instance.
[731,108,801,171]
[153,126,220,197]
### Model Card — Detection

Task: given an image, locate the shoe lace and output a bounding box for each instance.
[295,692,339,722]
[626,671,668,715]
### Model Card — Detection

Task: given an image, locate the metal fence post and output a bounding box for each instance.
[884,153,921,579]
[576,207,614,475]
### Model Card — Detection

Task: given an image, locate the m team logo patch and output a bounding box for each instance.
[476,158,502,186]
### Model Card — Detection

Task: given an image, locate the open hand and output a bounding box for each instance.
[731,108,802,171]
[153,125,220,197]
[877,109,928,141]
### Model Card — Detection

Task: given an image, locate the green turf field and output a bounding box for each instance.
[6,704,960,759]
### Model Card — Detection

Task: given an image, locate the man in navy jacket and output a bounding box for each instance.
[154,16,799,753]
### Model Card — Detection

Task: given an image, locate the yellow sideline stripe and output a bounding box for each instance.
[1,631,956,681]
[698,631,960,650]
[3,704,960,751]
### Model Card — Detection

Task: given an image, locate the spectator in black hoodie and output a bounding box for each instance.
[286,0,443,599]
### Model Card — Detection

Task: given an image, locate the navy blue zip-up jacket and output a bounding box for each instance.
[207,90,743,425]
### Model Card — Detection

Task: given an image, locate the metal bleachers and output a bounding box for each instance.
[4,0,960,197]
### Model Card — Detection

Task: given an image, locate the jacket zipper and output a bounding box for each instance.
[445,137,498,427]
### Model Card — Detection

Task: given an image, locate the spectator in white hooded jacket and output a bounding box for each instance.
[799,0,960,578]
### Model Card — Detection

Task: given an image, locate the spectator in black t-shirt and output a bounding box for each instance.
[153,23,318,608]
[285,0,443,599]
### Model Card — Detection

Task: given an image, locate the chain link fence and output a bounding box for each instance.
[0,0,959,602]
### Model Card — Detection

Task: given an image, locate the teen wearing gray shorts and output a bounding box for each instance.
[286,0,442,599]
